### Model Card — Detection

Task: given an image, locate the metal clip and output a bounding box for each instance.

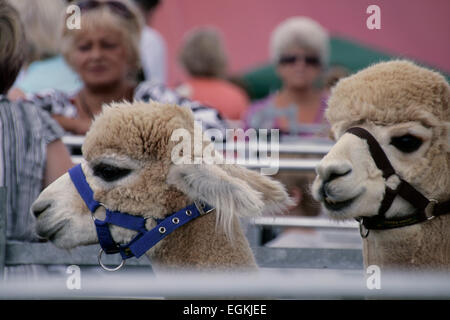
[424,199,438,220]
[359,219,369,238]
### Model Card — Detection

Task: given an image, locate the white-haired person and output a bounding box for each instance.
[0,1,73,249]
[29,0,224,135]
[244,17,330,138]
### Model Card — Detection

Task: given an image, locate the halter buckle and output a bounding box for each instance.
[424,199,438,220]
[194,200,214,215]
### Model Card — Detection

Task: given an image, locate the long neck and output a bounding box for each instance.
[363,214,450,271]
[145,211,257,272]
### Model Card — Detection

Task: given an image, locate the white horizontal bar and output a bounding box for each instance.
[70,157,320,171]
[216,141,333,154]
[1,269,449,299]
[62,135,84,146]
[71,156,83,164]
[63,135,333,155]
[251,216,359,229]
[241,158,320,170]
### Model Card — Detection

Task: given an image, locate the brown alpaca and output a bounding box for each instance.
[32,101,292,272]
[312,60,450,271]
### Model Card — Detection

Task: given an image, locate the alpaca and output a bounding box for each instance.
[312,60,450,271]
[31,101,291,272]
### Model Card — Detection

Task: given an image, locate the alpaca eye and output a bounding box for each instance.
[93,163,132,182]
[390,134,423,153]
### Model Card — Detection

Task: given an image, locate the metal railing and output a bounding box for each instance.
[65,134,330,171]
[71,156,322,172]
[1,136,369,297]
[1,269,450,299]
[2,216,365,281]
[4,241,363,271]
[2,140,361,280]
[63,135,333,155]
[251,216,358,229]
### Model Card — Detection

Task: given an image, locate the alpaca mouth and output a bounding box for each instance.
[323,195,358,211]
[36,219,65,241]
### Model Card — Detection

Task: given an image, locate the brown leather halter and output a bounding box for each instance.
[345,127,450,237]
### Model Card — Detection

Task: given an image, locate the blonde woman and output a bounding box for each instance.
[31,0,224,135]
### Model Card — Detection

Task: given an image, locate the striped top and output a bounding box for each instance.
[28,81,226,132]
[0,95,64,241]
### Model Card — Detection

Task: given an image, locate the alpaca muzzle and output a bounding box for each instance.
[345,127,450,237]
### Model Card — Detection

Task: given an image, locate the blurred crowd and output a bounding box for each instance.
[4,0,349,136]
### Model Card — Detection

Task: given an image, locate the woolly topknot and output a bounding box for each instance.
[82,101,195,162]
[326,60,449,127]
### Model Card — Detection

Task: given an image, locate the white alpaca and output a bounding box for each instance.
[312,60,450,271]
[32,101,291,272]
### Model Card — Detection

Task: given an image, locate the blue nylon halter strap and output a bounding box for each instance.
[68,164,214,261]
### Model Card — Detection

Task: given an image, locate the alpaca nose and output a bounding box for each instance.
[316,161,352,184]
[31,199,52,218]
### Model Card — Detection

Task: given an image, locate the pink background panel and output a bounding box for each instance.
[150,0,450,86]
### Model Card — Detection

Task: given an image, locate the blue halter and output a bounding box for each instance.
[68,164,214,271]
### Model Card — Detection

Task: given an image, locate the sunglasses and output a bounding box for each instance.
[76,0,134,19]
[278,54,321,67]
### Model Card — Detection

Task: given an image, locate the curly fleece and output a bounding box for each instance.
[326,60,450,271]
[80,100,291,270]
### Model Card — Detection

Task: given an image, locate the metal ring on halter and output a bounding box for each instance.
[98,248,125,272]
[359,219,369,238]
[425,199,438,220]
[91,203,107,222]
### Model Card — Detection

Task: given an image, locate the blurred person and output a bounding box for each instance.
[7,0,82,98]
[133,0,167,84]
[0,1,73,243]
[244,17,329,137]
[265,173,361,249]
[265,173,322,248]
[29,0,224,135]
[323,65,350,96]
[177,27,250,123]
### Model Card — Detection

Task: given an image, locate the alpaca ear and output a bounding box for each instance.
[219,164,294,214]
[167,164,265,234]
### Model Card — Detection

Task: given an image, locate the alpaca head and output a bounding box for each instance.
[32,101,291,251]
[312,60,449,221]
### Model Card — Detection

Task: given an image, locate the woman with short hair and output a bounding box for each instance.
[31,0,224,135]
[245,17,330,138]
